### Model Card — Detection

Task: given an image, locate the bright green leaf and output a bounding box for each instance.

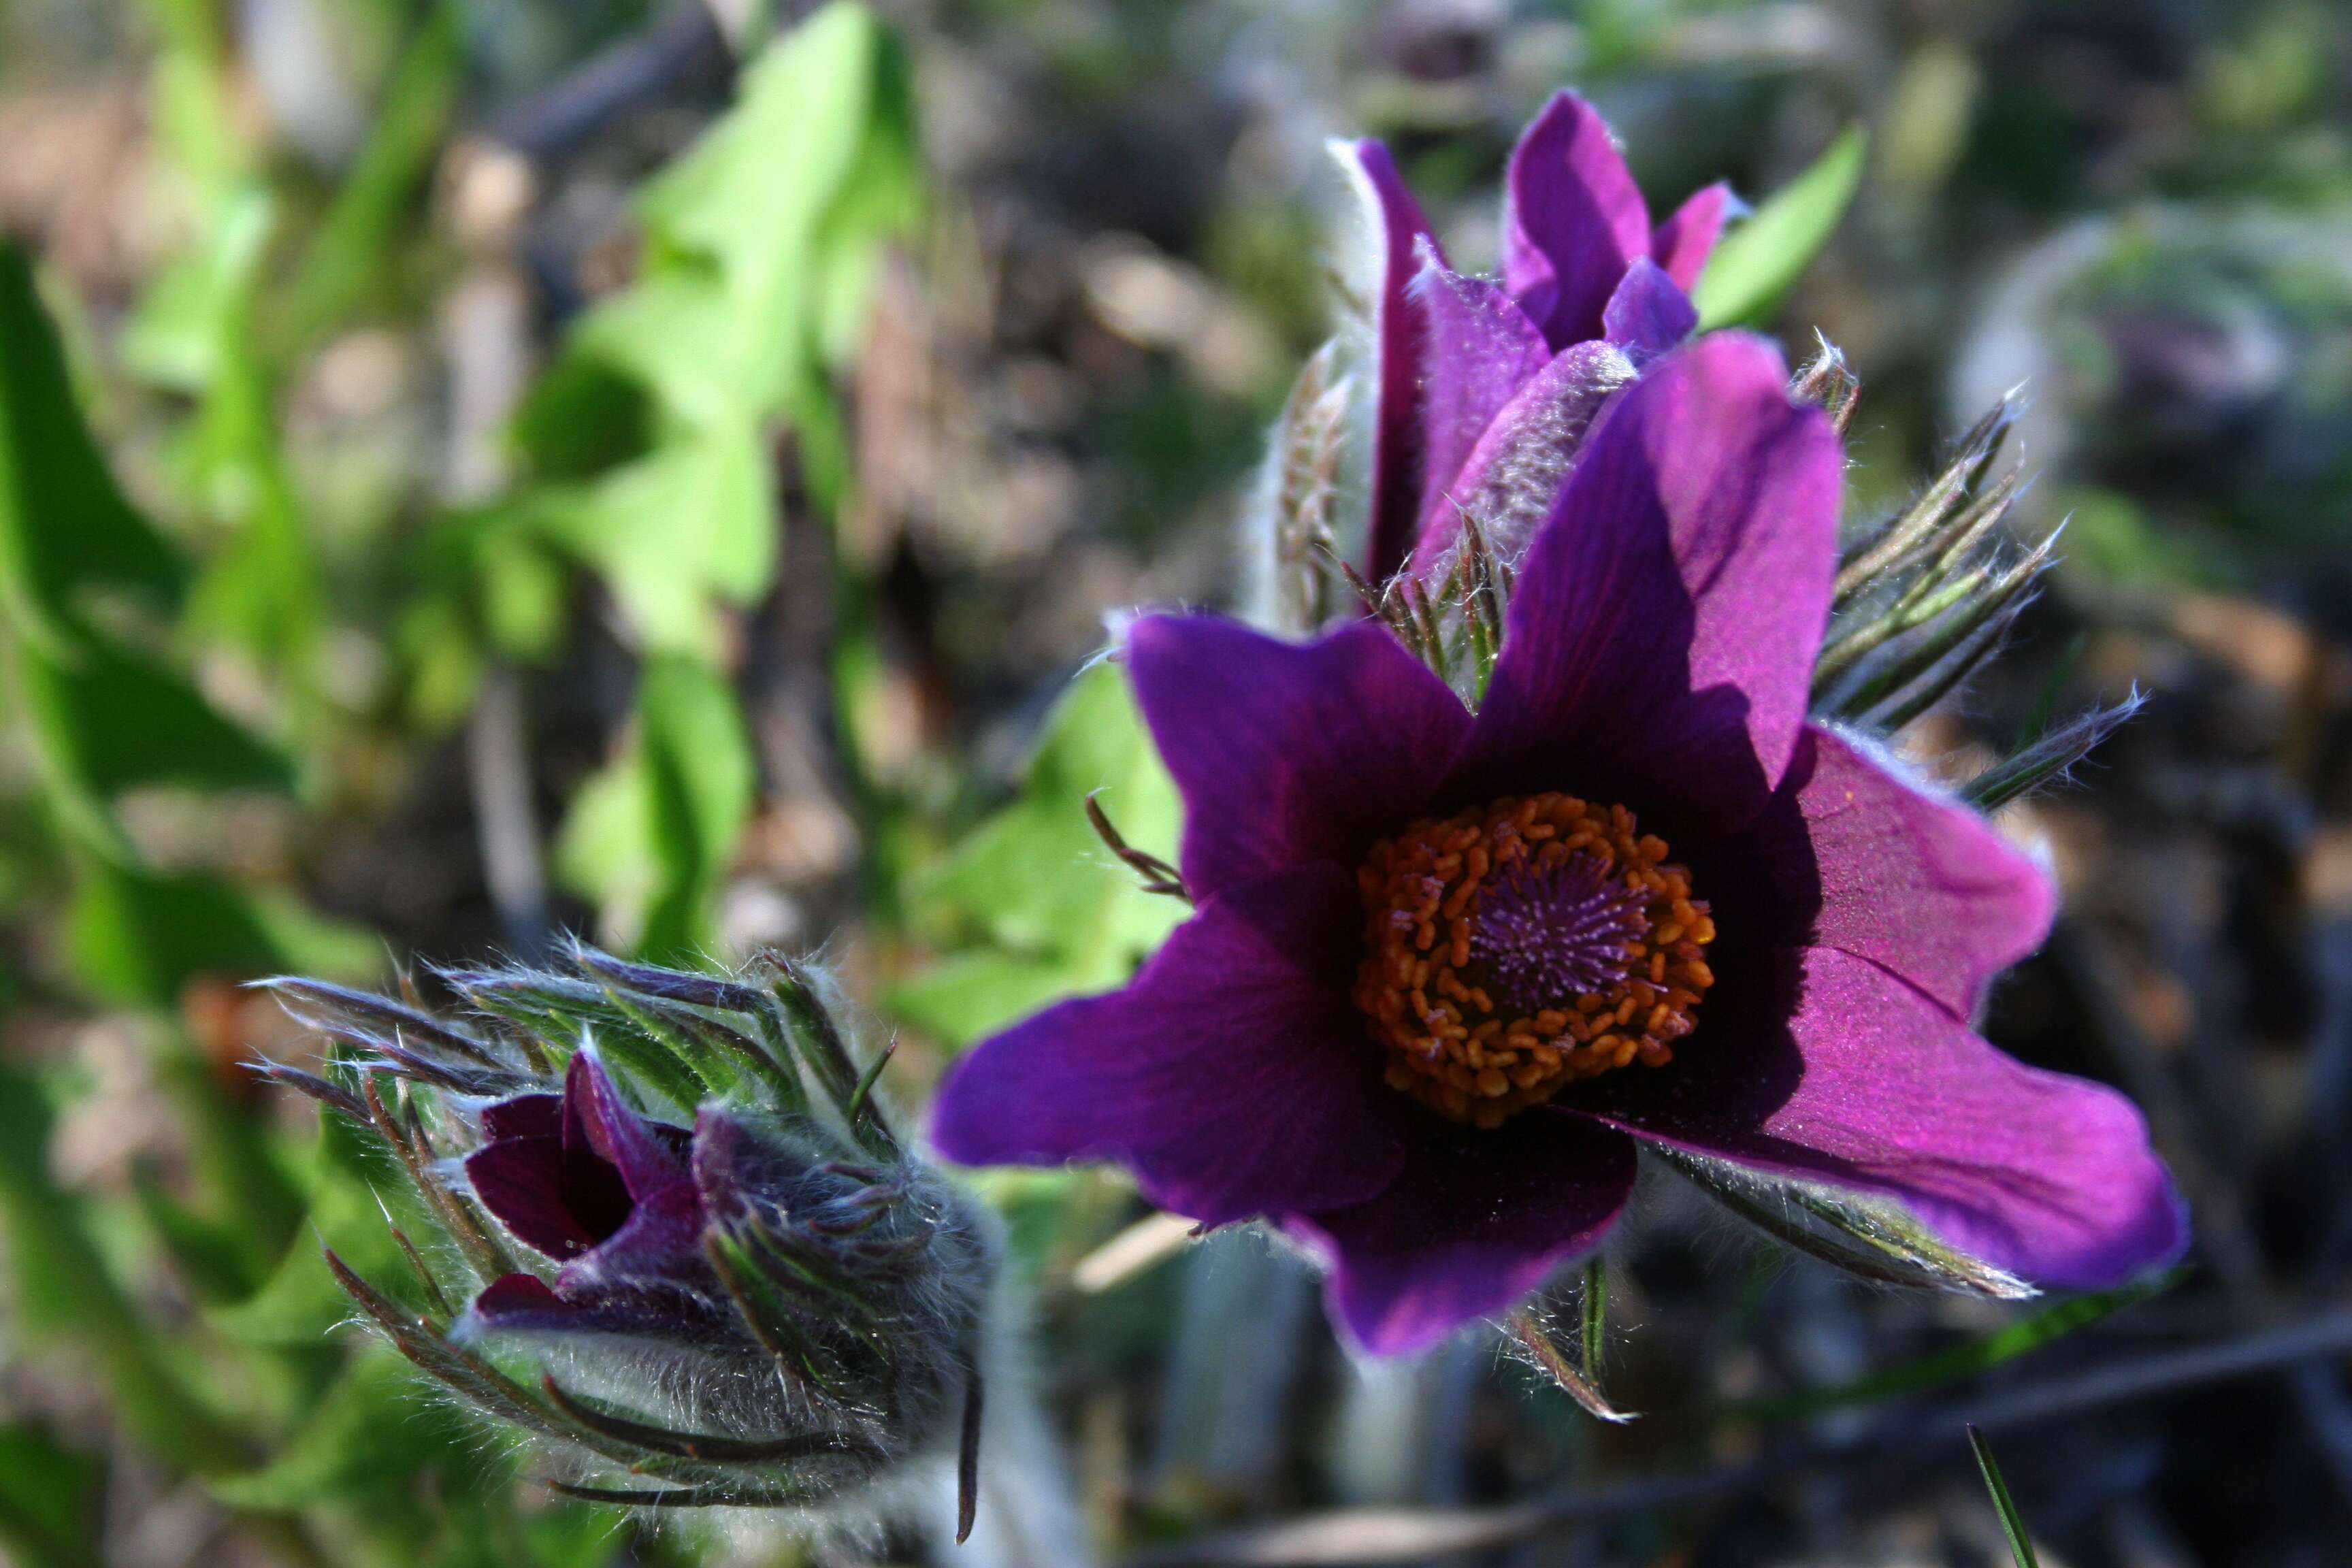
[63,859,284,1006]
[895,662,1184,1043]
[0,1422,105,1568]
[1693,127,1867,331]
[0,246,186,646]
[555,656,755,959]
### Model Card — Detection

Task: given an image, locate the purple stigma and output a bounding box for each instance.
[1469,855,1649,1015]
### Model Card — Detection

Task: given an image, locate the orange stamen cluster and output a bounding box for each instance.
[1352,793,1716,1128]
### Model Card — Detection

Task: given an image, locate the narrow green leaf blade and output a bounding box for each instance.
[1968,1424,2044,1568]
[1693,127,1867,331]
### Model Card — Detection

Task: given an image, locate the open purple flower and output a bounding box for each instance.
[1345,91,1727,586]
[932,334,2186,1355]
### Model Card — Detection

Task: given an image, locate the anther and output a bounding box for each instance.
[1352,794,1714,1128]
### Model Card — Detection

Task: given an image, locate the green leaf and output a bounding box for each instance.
[1693,127,1867,331]
[0,246,186,644]
[894,661,1184,1043]
[554,656,755,960]
[15,634,289,804]
[1967,1425,2043,1568]
[208,1346,492,1512]
[63,859,284,1006]
[636,1,904,414]
[210,1109,436,1347]
[887,949,1091,1049]
[0,1059,246,1472]
[280,2,463,348]
[0,1422,105,1568]
[529,421,774,657]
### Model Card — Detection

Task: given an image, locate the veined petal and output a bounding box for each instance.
[1714,725,2057,1019]
[1601,257,1697,363]
[1337,139,1447,584]
[1286,1113,1637,1355]
[1452,334,1841,839]
[1410,262,1553,538]
[1652,181,1733,289]
[1580,946,2186,1289]
[1128,614,1470,900]
[1501,93,1653,350]
[929,862,1412,1225]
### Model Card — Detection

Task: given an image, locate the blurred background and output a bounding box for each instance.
[0,0,2349,1563]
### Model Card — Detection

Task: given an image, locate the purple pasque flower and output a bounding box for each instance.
[931,334,2186,1356]
[1345,91,1728,587]
[463,1050,726,1341]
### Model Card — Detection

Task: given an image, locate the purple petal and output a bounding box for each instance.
[1651,182,1733,289]
[1501,93,1653,351]
[466,1134,607,1261]
[1581,946,2187,1289]
[565,1051,690,1201]
[1127,613,1470,900]
[1286,1114,1637,1355]
[557,1181,709,1294]
[1405,340,1635,581]
[1718,726,2057,1019]
[479,1094,561,1141]
[472,1272,570,1320]
[1601,257,1697,363]
[1339,139,1446,584]
[930,862,1414,1225]
[1450,334,1842,838]
[1410,263,1553,538]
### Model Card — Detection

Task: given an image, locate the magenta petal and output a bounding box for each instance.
[930,862,1413,1225]
[1339,139,1447,583]
[1127,613,1470,900]
[1780,727,2056,1018]
[472,1272,570,1320]
[1286,1115,1637,1355]
[1501,92,1653,351]
[565,1051,689,1200]
[1651,181,1733,289]
[1405,340,1635,581]
[479,1094,561,1141]
[466,1135,604,1260]
[558,1181,708,1291]
[1601,257,1697,362]
[1451,334,1841,838]
[1411,262,1553,536]
[1588,947,2187,1289]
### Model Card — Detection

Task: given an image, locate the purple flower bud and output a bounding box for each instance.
[262,951,998,1529]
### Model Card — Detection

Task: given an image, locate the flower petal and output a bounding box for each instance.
[1405,340,1634,581]
[565,1050,690,1202]
[1710,725,2057,1019]
[558,1182,710,1294]
[930,862,1413,1225]
[1601,257,1697,362]
[1410,263,1552,538]
[1501,92,1653,350]
[1651,181,1733,289]
[466,1134,607,1261]
[1286,1113,1637,1355]
[1337,139,1447,583]
[1451,333,1842,838]
[1579,946,2187,1289]
[479,1094,561,1142]
[1128,612,1470,900]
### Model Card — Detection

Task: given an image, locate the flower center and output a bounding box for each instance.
[1352,793,1715,1128]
